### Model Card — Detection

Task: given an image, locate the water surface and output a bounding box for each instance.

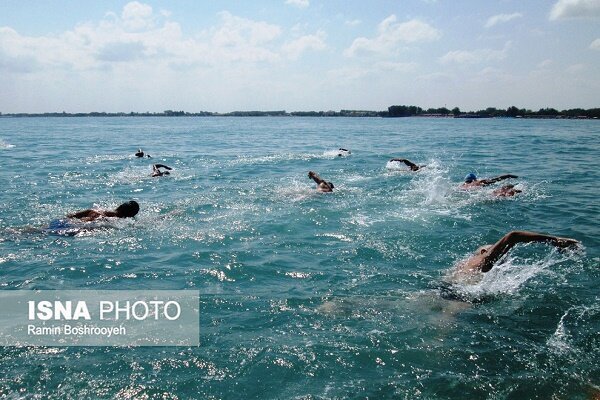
[0,117,598,399]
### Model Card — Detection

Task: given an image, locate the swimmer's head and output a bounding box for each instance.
[464,173,477,183]
[476,244,492,255]
[115,201,140,218]
[328,182,334,189]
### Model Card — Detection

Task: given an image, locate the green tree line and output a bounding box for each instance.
[387,105,600,119]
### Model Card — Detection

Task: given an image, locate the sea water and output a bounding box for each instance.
[0,117,598,399]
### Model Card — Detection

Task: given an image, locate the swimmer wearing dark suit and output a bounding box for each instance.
[308,171,334,192]
[152,164,172,177]
[135,149,151,158]
[66,201,140,222]
[389,158,425,171]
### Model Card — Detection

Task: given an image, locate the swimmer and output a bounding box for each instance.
[152,164,172,177]
[389,158,425,171]
[337,148,351,157]
[308,171,334,192]
[462,173,518,188]
[135,149,151,158]
[455,231,579,275]
[493,184,522,197]
[66,200,140,222]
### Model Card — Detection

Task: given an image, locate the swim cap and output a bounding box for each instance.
[464,173,477,183]
[115,201,140,218]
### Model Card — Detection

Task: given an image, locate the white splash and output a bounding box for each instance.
[449,246,584,301]
[0,139,15,149]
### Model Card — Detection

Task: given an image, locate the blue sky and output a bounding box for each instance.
[0,0,598,113]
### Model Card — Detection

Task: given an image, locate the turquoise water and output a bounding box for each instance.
[0,117,598,399]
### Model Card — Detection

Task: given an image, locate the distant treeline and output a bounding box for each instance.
[387,105,600,119]
[0,106,598,119]
[0,109,382,118]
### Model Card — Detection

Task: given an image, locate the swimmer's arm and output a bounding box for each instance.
[67,209,96,219]
[154,164,172,170]
[67,209,116,221]
[390,158,418,168]
[308,171,325,184]
[482,174,518,185]
[481,231,578,272]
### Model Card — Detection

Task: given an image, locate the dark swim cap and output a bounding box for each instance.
[115,201,140,218]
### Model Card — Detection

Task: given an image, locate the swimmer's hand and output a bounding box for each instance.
[552,237,582,254]
[555,237,579,249]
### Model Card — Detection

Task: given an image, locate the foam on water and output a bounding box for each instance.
[0,139,15,149]
[323,148,351,158]
[448,246,584,302]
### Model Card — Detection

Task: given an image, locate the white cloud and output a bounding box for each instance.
[282,31,326,60]
[121,1,155,30]
[537,59,553,68]
[0,2,287,76]
[590,38,600,50]
[97,41,147,62]
[485,12,523,28]
[374,61,418,72]
[417,72,454,83]
[344,19,362,27]
[344,15,441,57]
[439,41,512,64]
[285,0,309,8]
[212,11,281,47]
[549,0,600,20]
[206,12,282,63]
[326,66,370,83]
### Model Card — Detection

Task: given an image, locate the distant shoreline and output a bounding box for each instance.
[1,105,598,119]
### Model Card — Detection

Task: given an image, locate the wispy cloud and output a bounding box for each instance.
[282,31,326,60]
[285,0,309,9]
[485,12,523,28]
[344,19,362,27]
[566,63,587,74]
[439,41,512,64]
[374,61,418,72]
[549,0,600,20]
[344,15,441,57]
[590,38,600,50]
